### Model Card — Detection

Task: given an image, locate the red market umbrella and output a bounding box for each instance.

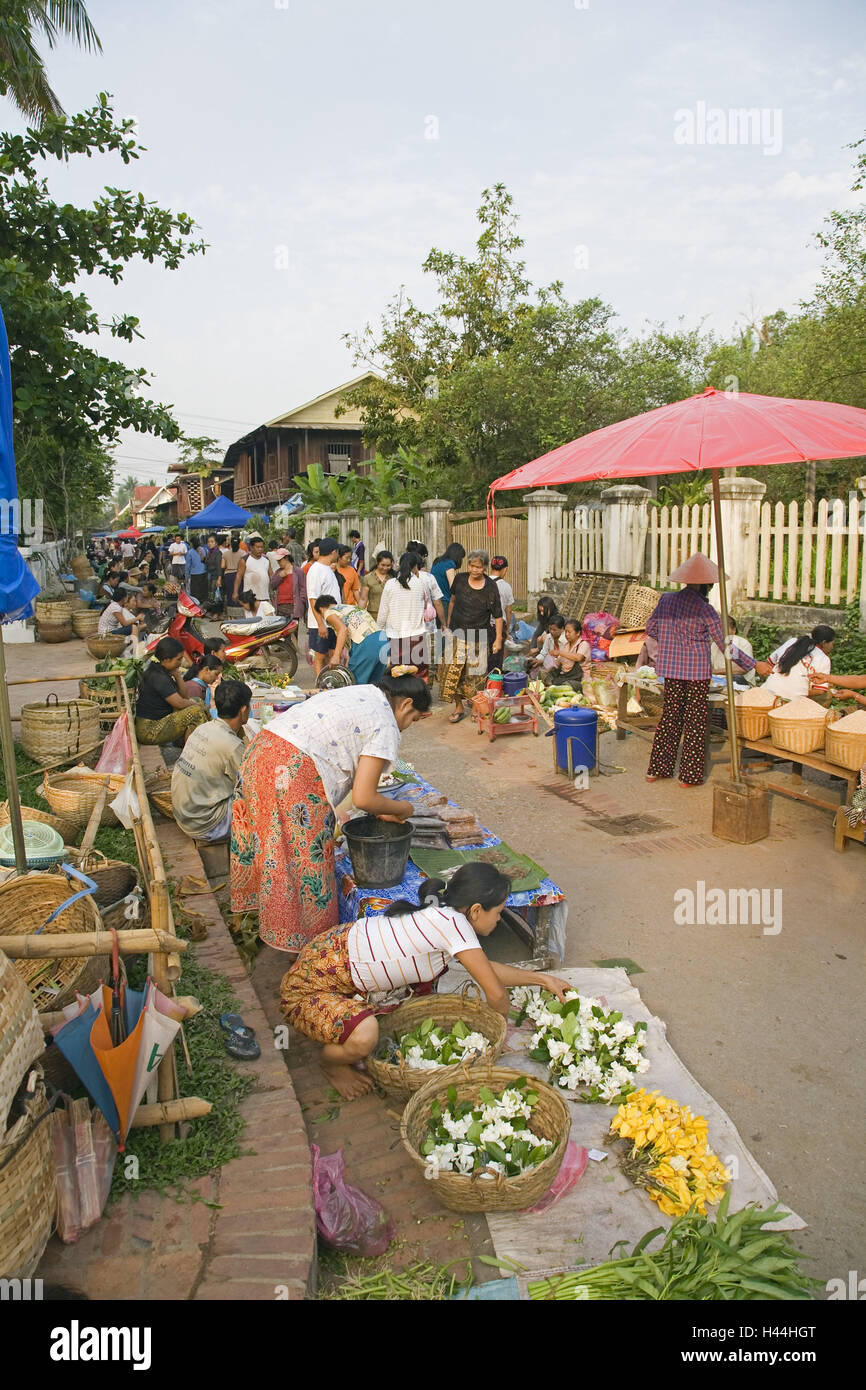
[117,525,142,539]
[489,388,866,784]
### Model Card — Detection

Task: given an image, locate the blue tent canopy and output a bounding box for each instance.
[0,305,40,623]
[178,496,252,530]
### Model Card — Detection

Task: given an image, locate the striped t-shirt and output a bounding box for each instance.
[347,905,480,995]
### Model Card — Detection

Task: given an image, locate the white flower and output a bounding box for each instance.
[547,1038,574,1064]
[612,1019,636,1043]
[456,1031,488,1057]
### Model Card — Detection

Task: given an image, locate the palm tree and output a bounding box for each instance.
[0,1,102,125]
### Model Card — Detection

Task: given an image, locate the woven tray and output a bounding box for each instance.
[366,983,506,1100]
[401,1063,571,1213]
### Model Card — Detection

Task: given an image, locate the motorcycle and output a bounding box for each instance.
[144,590,299,678]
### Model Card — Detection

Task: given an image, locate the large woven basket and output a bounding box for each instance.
[21,695,101,768]
[0,950,45,1134]
[401,1064,571,1213]
[73,852,147,931]
[36,621,73,644]
[767,708,829,755]
[0,801,80,846]
[0,871,103,1012]
[144,768,175,820]
[71,555,94,579]
[0,1069,56,1277]
[86,633,126,660]
[734,707,774,741]
[619,584,660,631]
[78,677,125,732]
[366,984,507,1100]
[71,609,100,638]
[824,722,866,772]
[34,598,71,624]
[41,770,126,830]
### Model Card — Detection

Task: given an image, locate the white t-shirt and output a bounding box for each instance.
[495,577,515,612]
[377,574,426,638]
[168,541,187,564]
[120,542,136,561]
[763,639,831,700]
[768,638,831,676]
[306,559,341,628]
[242,552,272,602]
[347,904,480,996]
[98,601,135,635]
[266,684,400,809]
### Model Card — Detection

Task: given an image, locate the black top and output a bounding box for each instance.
[449,572,502,633]
[136,662,179,721]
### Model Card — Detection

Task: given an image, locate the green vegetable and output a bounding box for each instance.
[526,1196,819,1301]
[493,706,511,723]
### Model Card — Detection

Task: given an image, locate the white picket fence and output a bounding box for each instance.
[748,497,865,606]
[648,504,713,587]
[554,507,604,576]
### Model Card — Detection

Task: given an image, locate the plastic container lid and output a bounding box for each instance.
[0,820,65,868]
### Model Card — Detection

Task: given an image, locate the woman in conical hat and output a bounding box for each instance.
[643,554,772,788]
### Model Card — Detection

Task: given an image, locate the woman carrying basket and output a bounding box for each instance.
[280,862,571,1099]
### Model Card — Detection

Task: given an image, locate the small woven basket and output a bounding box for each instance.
[0,1069,56,1277]
[824,722,866,771]
[20,694,101,767]
[0,949,45,1134]
[71,609,100,638]
[86,633,126,660]
[366,983,507,1100]
[0,871,103,1012]
[619,584,660,631]
[144,768,175,820]
[41,770,126,830]
[734,707,774,741]
[71,555,94,579]
[400,1063,571,1213]
[78,677,125,732]
[0,801,80,846]
[767,708,829,755]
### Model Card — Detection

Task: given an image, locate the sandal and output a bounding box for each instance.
[225,1033,261,1061]
[449,711,466,724]
[220,1012,256,1042]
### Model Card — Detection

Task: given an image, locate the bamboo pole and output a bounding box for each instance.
[130,1097,212,1129]
[2,928,187,958]
[39,994,202,1030]
[0,628,26,873]
[711,469,742,787]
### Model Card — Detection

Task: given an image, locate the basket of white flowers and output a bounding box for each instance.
[367,983,506,1101]
[400,1064,571,1213]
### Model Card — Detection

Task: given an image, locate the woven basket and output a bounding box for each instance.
[34,598,71,624]
[366,984,507,1100]
[0,1070,56,1277]
[734,707,773,741]
[21,695,101,768]
[0,950,45,1134]
[0,871,102,1012]
[619,584,660,631]
[62,851,148,932]
[78,677,125,732]
[824,723,866,771]
[41,770,126,830]
[767,709,829,755]
[71,555,94,579]
[144,768,175,820]
[36,621,73,644]
[86,633,126,660]
[71,609,100,638]
[401,1064,571,1213]
[0,801,80,846]
[67,593,91,611]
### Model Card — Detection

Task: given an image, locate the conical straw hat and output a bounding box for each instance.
[668,553,726,584]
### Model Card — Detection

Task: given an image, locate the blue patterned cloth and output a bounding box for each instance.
[0,305,40,623]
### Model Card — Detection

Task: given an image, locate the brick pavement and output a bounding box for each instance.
[38,746,316,1302]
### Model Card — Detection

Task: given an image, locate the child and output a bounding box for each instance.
[279,863,572,1099]
[527,613,566,682]
[184,653,223,717]
[552,618,591,691]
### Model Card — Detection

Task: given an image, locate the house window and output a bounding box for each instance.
[251,444,264,486]
[325,441,352,475]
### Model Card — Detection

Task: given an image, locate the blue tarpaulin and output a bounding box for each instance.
[0,305,40,623]
[178,496,252,530]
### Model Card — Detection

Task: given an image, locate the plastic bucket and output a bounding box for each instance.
[503,671,527,696]
[552,707,597,774]
[343,815,412,888]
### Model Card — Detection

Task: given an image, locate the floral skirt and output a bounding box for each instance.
[280,923,374,1044]
[438,631,491,703]
[135,705,209,746]
[230,730,338,953]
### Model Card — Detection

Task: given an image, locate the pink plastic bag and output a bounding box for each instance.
[96,712,132,775]
[525,1141,588,1214]
[311,1144,396,1255]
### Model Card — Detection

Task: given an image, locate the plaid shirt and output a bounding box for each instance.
[644,589,756,682]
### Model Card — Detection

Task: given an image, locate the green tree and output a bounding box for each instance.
[0,94,206,530]
[0,0,101,125]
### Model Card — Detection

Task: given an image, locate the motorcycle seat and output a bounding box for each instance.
[221,616,287,637]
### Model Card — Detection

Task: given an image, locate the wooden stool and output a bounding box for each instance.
[833,809,866,853]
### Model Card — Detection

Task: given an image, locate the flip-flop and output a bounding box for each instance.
[220,1012,256,1040]
[225,1033,261,1061]
[449,712,467,724]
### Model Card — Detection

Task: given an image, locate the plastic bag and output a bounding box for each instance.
[109,770,140,829]
[524,1141,588,1214]
[311,1144,396,1255]
[51,1098,117,1243]
[581,612,620,661]
[96,713,132,775]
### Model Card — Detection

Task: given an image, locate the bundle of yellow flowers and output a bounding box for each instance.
[609,1088,730,1218]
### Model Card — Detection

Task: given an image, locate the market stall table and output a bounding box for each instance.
[616,672,730,742]
[336,772,567,966]
[736,735,860,820]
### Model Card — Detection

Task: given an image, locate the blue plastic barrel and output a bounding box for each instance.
[503,671,527,696]
[552,706,597,774]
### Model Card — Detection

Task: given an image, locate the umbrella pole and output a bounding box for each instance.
[710,469,742,786]
[0,626,27,873]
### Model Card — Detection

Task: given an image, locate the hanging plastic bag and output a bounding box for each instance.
[524,1141,588,1214]
[96,712,132,775]
[311,1144,396,1256]
[50,1098,118,1243]
[109,770,140,829]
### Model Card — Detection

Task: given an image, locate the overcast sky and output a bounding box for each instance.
[10,0,865,487]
